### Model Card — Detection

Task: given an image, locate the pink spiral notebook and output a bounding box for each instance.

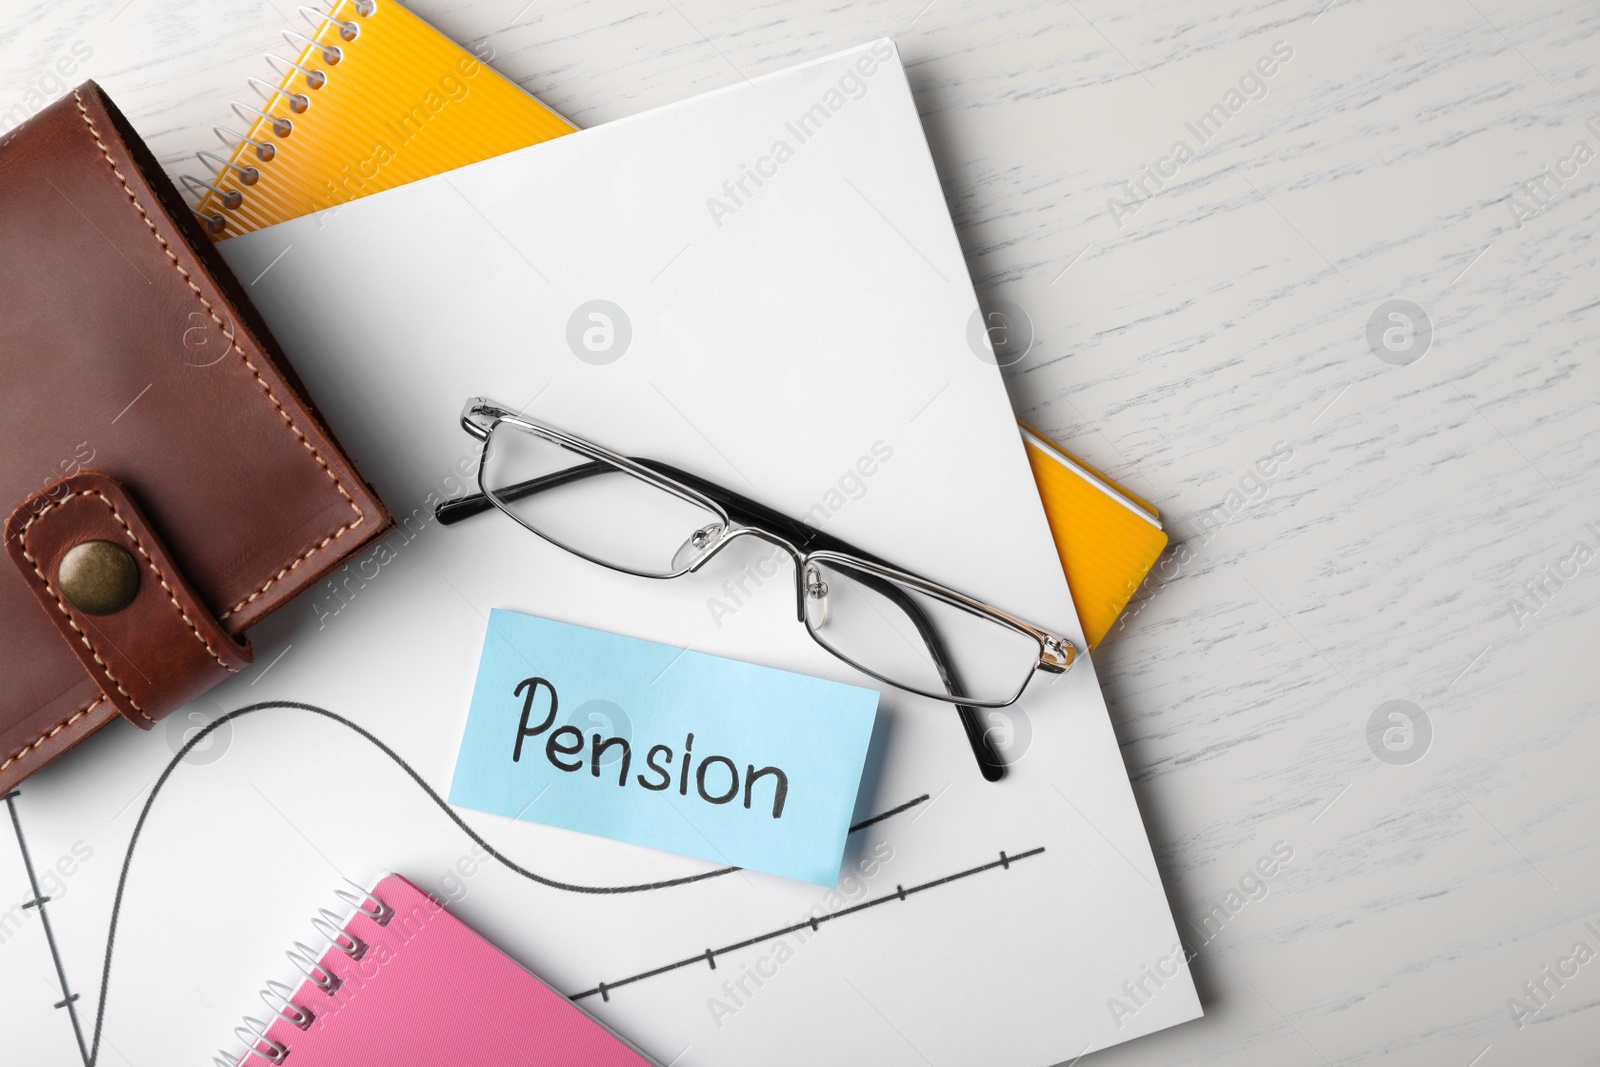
[222,874,653,1066]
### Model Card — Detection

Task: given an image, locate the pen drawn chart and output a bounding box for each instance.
[570,846,1046,1002]
[5,700,1046,1066]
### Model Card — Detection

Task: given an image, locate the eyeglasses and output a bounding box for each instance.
[435,398,1076,782]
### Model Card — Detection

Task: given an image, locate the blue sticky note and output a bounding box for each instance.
[449,610,881,886]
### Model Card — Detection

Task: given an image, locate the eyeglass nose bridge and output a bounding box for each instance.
[708,526,814,620]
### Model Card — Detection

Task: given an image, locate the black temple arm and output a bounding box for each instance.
[846,570,1006,782]
[435,461,617,526]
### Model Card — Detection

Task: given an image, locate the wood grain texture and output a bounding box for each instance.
[2,0,1596,1064]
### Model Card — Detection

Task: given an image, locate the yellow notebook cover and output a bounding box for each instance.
[193,0,574,237]
[1019,422,1167,648]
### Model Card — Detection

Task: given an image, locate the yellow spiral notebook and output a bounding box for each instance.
[190,0,573,237]
[190,1,1166,645]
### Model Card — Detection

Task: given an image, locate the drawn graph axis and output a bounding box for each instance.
[7,786,937,1067]
[571,845,1047,1002]
[5,789,90,1066]
[1,695,942,1067]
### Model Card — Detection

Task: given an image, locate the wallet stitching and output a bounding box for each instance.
[19,489,242,678]
[71,90,367,622]
[16,488,247,731]
[16,498,147,722]
[38,489,241,674]
[0,698,104,775]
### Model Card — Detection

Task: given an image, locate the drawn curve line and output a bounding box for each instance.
[67,699,928,1067]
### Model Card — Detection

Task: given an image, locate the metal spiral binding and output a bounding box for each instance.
[211,879,392,1066]
[197,150,260,186]
[245,77,312,115]
[212,125,276,162]
[265,53,327,91]
[287,939,343,995]
[180,0,378,237]
[310,908,369,961]
[334,884,395,926]
[282,28,345,67]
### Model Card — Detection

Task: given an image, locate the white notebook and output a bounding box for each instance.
[4,40,1198,1067]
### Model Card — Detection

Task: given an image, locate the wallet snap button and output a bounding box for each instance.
[57,540,140,615]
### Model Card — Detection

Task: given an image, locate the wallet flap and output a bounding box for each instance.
[5,472,253,734]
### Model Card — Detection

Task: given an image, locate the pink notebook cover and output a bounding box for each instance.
[232,874,653,1066]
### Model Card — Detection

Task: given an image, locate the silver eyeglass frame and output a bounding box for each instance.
[456,397,1075,710]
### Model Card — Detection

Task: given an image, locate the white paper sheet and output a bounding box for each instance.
[4,40,1198,1067]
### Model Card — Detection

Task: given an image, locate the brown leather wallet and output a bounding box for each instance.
[0,82,390,792]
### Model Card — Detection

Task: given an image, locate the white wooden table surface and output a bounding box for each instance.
[2,0,1597,1064]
